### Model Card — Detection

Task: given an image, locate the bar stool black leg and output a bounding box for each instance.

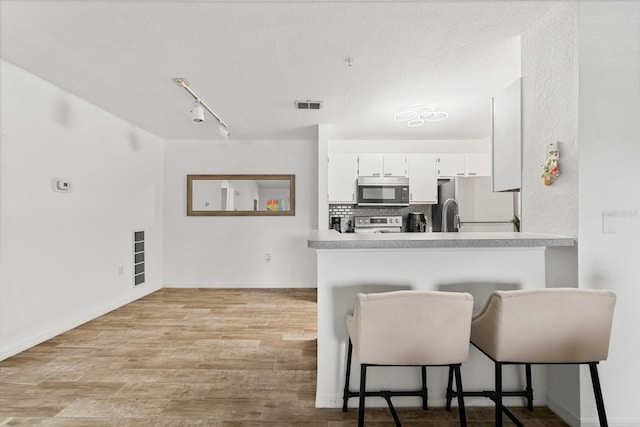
[445,365,454,411]
[589,362,609,427]
[421,366,428,409]
[358,364,367,427]
[343,339,353,412]
[525,363,534,410]
[495,362,503,427]
[453,364,467,427]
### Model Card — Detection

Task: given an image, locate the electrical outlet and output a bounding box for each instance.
[265,253,271,262]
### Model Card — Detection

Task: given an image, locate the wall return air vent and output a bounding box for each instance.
[133,231,145,286]
[295,100,323,110]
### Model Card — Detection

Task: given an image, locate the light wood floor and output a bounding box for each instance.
[0,288,568,426]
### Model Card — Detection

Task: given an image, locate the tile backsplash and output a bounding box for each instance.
[329,204,432,231]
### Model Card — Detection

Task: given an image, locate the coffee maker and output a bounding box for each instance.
[331,216,354,233]
[406,212,427,232]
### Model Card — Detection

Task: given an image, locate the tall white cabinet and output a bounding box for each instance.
[407,154,438,204]
[328,154,358,203]
[492,79,522,191]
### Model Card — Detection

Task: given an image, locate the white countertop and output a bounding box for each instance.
[307,229,575,249]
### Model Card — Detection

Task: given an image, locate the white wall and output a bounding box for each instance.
[521,2,579,237]
[163,139,317,287]
[521,2,640,426]
[578,2,640,426]
[0,60,164,360]
[520,2,582,423]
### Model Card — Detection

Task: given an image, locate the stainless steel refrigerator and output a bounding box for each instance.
[432,180,458,232]
[433,178,515,232]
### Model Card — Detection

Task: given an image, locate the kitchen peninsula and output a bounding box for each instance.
[308,230,574,409]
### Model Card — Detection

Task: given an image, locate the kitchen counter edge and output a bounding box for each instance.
[307,230,575,249]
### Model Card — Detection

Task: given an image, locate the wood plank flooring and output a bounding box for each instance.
[0,288,568,426]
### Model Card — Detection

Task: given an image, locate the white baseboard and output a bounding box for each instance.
[547,395,580,426]
[576,418,640,427]
[0,285,160,361]
[544,395,639,427]
[163,283,317,289]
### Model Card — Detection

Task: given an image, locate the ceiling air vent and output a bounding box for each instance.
[296,100,323,110]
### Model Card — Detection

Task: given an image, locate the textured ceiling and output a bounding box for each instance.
[0,1,555,141]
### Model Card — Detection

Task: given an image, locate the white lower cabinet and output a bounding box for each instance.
[328,154,358,203]
[407,154,437,204]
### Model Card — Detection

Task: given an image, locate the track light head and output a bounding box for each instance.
[191,102,204,123]
[217,123,230,139]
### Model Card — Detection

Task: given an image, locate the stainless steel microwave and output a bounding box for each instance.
[357,176,410,206]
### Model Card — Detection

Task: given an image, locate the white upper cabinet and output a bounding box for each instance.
[492,79,522,191]
[328,154,358,203]
[357,154,383,176]
[465,153,492,177]
[381,154,408,177]
[436,154,466,177]
[437,153,491,178]
[329,151,488,205]
[358,154,408,177]
[407,154,438,204]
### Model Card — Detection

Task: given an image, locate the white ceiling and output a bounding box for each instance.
[0,1,555,141]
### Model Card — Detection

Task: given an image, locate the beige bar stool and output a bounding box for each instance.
[446,288,616,427]
[343,290,474,427]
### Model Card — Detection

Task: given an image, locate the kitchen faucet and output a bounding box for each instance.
[441,198,460,232]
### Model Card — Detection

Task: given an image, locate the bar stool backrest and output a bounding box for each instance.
[471,288,616,363]
[346,290,473,365]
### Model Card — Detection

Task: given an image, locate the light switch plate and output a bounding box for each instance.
[602,211,615,233]
[602,209,639,234]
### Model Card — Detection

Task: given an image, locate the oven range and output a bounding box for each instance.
[353,216,403,234]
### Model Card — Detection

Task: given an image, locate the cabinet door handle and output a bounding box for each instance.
[457,173,465,176]
[384,173,392,176]
[468,172,477,176]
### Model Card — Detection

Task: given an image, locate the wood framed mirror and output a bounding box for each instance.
[187,174,295,216]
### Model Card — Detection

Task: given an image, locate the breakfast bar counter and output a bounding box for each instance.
[308,229,575,249]
[308,230,574,409]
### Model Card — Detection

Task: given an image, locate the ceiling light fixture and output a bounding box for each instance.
[394,105,448,127]
[173,78,230,138]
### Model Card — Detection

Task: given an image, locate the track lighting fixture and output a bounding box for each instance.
[173,78,230,137]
